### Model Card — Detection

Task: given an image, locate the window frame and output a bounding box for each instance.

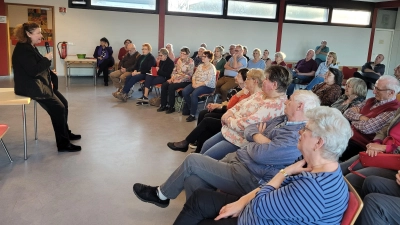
[68,0,159,14]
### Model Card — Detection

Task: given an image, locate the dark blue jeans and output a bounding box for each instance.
[286,72,315,96]
[182,84,214,116]
[144,75,166,89]
[122,73,146,93]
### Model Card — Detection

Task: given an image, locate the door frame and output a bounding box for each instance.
[374,28,394,73]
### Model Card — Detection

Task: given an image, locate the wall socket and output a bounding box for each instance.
[68,42,74,45]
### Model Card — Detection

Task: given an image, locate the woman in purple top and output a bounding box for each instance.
[93,37,114,86]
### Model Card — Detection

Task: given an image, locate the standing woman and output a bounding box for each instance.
[12,22,81,152]
[182,50,217,122]
[213,46,226,76]
[93,37,114,86]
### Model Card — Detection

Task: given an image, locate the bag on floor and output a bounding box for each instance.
[348,152,400,178]
[149,97,161,107]
[174,96,183,111]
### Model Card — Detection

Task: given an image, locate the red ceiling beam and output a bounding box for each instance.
[158,0,165,50]
[367,8,378,62]
[276,0,285,52]
[0,0,9,76]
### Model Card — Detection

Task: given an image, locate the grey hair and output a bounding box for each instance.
[198,47,206,51]
[379,75,400,93]
[215,46,224,53]
[292,90,321,112]
[275,51,286,60]
[346,78,367,98]
[158,48,169,56]
[306,107,353,161]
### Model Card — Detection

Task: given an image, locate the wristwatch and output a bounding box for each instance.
[279,169,288,177]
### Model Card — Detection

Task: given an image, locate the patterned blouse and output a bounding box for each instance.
[192,63,217,88]
[331,95,366,114]
[221,92,286,147]
[171,58,194,83]
[312,83,342,106]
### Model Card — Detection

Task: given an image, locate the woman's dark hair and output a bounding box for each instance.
[14,22,40,44]
[124,39,132,44]
[203,50,214,61]
[100,37,110,46]
[329,67,343,86]
[265,65,292,93]
[180,47,190,55]
[238,68,249,81]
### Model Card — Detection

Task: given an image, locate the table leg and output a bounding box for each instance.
[22,104,28,160]
[34,100,38,140]
[94,63,97,86]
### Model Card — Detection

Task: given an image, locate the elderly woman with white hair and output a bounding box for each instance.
[331,77,367,113]
[271,51,287,67]
[173,106,352,225]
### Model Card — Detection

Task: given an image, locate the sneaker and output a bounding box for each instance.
[137,96,149,102]
[186,115,196,122]
[133,183,170,208]
[136,101,143,106]
[189,141,197,149]
[112,90,120,98]
[127,87,134,98]
[117,93,129,102]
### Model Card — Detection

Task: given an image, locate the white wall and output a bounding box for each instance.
[282,23,371,66]
[388,8,400,76]
[165,15,277,58]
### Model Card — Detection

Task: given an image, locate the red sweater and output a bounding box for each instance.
[351,98,400,148]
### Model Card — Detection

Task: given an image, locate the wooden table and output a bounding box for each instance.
[65,55,97,87]
[0,88,37,160]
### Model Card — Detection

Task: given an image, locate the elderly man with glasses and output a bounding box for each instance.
[340,75,400,161]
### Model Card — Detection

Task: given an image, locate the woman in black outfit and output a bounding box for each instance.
[12,22,81,152]
[93,37,114,86]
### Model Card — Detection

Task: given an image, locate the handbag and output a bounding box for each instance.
[348,152,400,178]
[149,97,161,107]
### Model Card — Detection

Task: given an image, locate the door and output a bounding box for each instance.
[372,29,394,74]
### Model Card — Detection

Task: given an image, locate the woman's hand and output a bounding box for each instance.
[207,103,220,112]
[366,149,382,157]
[366,143,386,156]
[257,123,266,134]
[45,52,53,60]
[52,69,57,75]
[214,200,246,221]
[284,159,312,176]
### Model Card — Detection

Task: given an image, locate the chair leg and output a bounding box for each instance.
[203,96,210,109]
[0,139,13,162]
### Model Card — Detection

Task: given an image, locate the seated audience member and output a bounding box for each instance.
[354,54,385,88]
[93,37,114,86]
[341,108,400,195]
[118,39,131,61]
[286,49,318,96]
[173,106,351,225]
[331,77,367,113]
[243,46,250,62]
[133,90,321,208]
[355,172,400,225]
[305,51,339,90]
[262,49,272,68]
[271,51,287,66]
[247,48,266,70]
[165,43,175,61]
[111,43,140,97]
[191,43,207,59]
[315,40,329,65]
[193,47,205,67]
[116,43,156,102]
[135,48,175,105]
[157,47,195,113]
[216,44,248,101]
[340,75,400,161]
[311,68,343,106]
[167,69,252,153]
[224,44,236,62]
[212,46,226,76]
[182,50,217,122]
[201,66,290,160]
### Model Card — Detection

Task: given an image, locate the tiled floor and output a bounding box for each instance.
[0,76,198,225]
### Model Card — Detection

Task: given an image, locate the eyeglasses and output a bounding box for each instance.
[180,52,187,55]
[142,48,148,51]
[234,50,239,52]
[374,86,393,92]
[300,126,312,133]
[158,55,163,57]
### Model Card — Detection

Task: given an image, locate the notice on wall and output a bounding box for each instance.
[0,16,6,23]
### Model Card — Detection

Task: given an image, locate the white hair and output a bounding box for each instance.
[275,51,286,60]
[292,90,321,112]
[305,106,353,161]
[379,75,400,93]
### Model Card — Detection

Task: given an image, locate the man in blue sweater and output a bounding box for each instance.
[133,90,321,208]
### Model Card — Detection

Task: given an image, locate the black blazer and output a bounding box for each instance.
[12,42,53,99]
[93,46,114,65]
[133,53,156,74]
[157,57,175,79]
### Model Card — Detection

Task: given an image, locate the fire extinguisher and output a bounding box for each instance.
[57,41,68,59]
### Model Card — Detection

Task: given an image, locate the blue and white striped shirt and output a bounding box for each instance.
[238,165,348,225]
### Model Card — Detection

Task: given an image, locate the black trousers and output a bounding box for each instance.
[186,117,222,153]
[174,188,239,225]
[36,90,70,148]
[97,58,114,83]
[353,71,379,88]
[160,81,190,108]
[339,139,365,162]
[197,108,226,125]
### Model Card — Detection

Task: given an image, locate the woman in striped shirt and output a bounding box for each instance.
[173,106,352,225]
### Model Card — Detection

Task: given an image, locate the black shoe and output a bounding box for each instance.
[141,102,149,106]
[136,101,143,106]
[69,132,81,141]
[167,142,188,152]
[165,108,175,114]
[157,106,168,112]
[137,96,148,102]
[186,115,196,122]
[189,141,197,149]
[58,143,82,152]
[133,183,170,208]
[104,82,108,86]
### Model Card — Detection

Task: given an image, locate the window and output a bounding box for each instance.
[91,0,156,10]
[168,0,223,15]
[227,1,276,19]
[285,5,329,22]
[331,9,371,26]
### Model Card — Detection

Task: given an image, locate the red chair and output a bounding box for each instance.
[286,63,293,69]
[0,124,13,162]
[198,70,221,109]
[341,177,363,225]
[342,67,358,86]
